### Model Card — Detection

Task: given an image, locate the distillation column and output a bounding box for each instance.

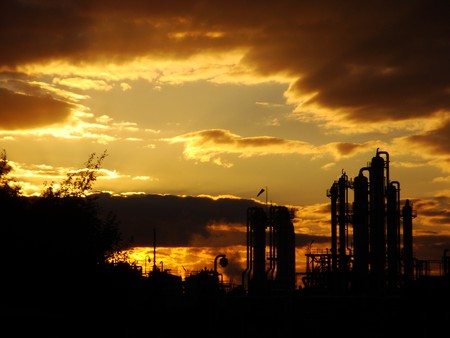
[369,151,387,292]
[352,168,370,292]
[244,207,267,295]
[272,206,296,293]
[329,182,338,273]
[328,172,351,273]
[338,172,350,272]
[402,199,414,286]
[387,181,401,288]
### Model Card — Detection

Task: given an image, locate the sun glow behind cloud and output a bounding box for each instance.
[165,129,389,167]
[15,49,283,87]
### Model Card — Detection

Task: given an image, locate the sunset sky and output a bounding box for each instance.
[1,1,449,284]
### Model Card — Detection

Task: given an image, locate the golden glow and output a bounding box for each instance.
[16,50,268,85]
[128,245,308,286]
[52,77,113,91]
[128,246,247,284]
[168,31,225,39]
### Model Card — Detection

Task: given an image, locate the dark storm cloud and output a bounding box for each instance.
[95,193,263,247]
[95,193,328,253]
[0,0,91,66]
[255,0,448,124]
[1,1,449,126]
[94,193,448,266]
[0,87,72,129]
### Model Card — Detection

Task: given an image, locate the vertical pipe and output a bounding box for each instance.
[377,150,390,189]
[242,208,252,291]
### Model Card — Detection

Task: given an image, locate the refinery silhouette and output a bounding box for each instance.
[134,149,449,337]
[2,149,449,337]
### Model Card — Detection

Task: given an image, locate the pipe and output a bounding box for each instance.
[242,208,253,291]
[377,149,390,187]
[214,254,227,274]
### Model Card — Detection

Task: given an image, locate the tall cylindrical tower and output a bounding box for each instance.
[353,169,370,291]
[328,182,338,272]
[338,173,349,271]
[387,181,400,288]
[273,206,296,292]
[402,200,414,285]
[247,207,267,295]
[369,152,386,292]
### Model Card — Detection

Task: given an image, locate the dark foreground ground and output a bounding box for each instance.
[1,278,449,338]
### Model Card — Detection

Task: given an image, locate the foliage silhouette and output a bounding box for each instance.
[0,149,22,198]
[1,150,133,311]
[42,149,108,198]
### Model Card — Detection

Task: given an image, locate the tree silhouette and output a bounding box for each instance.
[1,150,128,309]
[33,150,123,270]
[0,149,21,197]
[42,149,108,198]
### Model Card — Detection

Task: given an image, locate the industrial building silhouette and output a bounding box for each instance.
[242,205,296,296]
[217,148,449,337]
[242,148,448,298]
[134,148,449,306]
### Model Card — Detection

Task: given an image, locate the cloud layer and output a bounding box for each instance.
[1,1,449,133]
